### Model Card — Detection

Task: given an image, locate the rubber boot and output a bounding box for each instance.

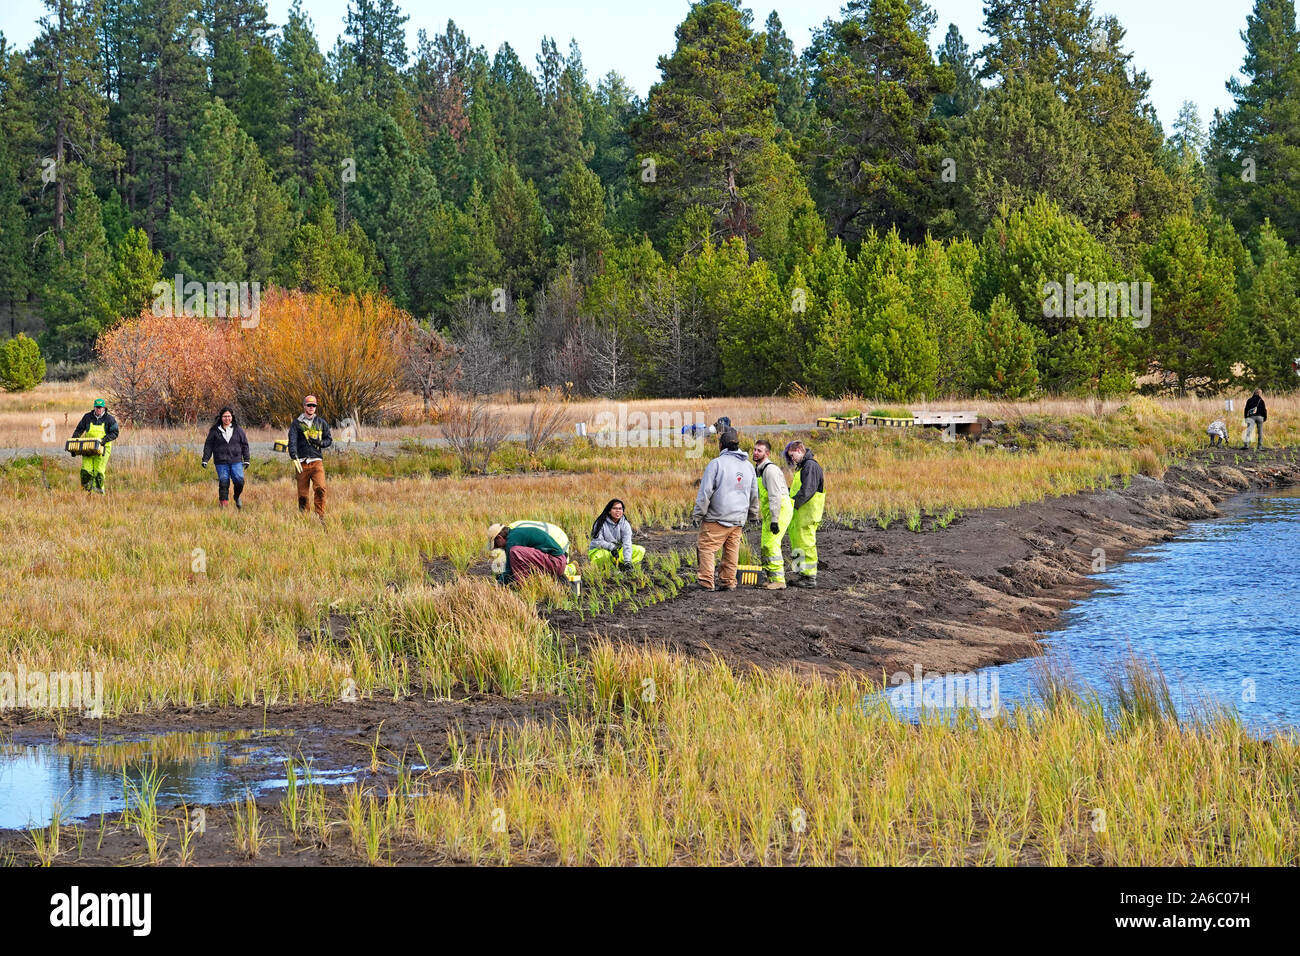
[218,476,230,504]
[298,497,308,512]
[94,472,105,495]
[233,478,244,509]
[81,469,94,492]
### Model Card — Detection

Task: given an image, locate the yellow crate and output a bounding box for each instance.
[273,439,289,453]
[816,417,853,429]
[736,565,762,586]
[65,438,104,456]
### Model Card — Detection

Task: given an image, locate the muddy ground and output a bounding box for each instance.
[3,447,1298,861]
[553,447,1300,678]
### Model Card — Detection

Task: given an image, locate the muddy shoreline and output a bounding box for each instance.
[3,447,1297,860]
[552,447,1300,678]
[6,448,1298,750]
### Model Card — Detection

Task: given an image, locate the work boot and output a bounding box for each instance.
[765,580,787,590]
[792,575,817,588]
[695,582,715,592]
[234,497,242,510]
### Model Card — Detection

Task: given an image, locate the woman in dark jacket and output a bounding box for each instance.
[201,407,251,508]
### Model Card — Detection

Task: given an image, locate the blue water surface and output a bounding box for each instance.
[887,487,1300,733]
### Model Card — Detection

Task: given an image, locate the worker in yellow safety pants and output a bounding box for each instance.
[783,440,825,587]
[753,439,793,589]
[70,398,120,494]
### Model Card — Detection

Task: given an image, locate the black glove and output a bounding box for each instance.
[622,561,634,573]
[691,515,701,528]
[242,461,250,468]
[201,459,208,468]
[770,521,779,534]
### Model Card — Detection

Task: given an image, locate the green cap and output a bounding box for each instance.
[93,398,106,407]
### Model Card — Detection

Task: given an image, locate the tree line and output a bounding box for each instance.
[1,0,1299,398]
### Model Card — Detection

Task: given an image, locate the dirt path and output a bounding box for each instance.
[550,449,1300,679]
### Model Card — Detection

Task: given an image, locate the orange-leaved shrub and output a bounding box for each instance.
[96,289,418,426]
[233,289,415,425]
[96,312,238,425]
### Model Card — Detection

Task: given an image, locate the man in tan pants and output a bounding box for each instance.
[288,395,332,519]
[691,427,760,590]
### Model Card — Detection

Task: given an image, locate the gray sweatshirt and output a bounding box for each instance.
[755,460,790,523]
[590,516,635,563]
[692,448,760,527]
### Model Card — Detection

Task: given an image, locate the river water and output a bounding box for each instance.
[885,487,1300,733]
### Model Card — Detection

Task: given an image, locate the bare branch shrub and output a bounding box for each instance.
[439,396,509,473]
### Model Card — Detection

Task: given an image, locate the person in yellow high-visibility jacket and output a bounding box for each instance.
[784,440,825,588]
[753,440,793,589]
[70,398,120,494]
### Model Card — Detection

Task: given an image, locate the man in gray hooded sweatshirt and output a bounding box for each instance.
[692,427,760,590]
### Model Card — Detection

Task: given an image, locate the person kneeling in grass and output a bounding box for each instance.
[488,520,570,585]
[587,498,645,572]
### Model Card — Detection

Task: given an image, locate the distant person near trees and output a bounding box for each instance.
[1243,390,1267,450]
[753,439,792,590]
[588,499,645,572]
[201,407,251,508]
[784,441,825,588]
[70,398,119,494]
[489,520,571,584]
[691,427,759,591]
[288,395,332,519]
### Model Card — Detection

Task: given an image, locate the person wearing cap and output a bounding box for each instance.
[753,439,792,589]
[488,520,571,584]
[288,395,332,518]
[691,427,760,591]
[70,398,120,494]
[784,440,825,587]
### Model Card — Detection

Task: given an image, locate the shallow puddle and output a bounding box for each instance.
[0,728,364,830]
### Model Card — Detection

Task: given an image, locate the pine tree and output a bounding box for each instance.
[804,0,952,244]
[1240,220,1300,389]
[970,294,1039,397]
[277,0,347,212]
[1139,215,1239,394]
[1211,0,1300,243]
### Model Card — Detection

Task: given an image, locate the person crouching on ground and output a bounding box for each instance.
[489,520,571,584]
[784,440,825,588]
[288,395,331,519]
[1244,389,1267,449]
[691,427,759,591]
[201,406,251,508]
[753,439,793,589]
[588,498,645,572]
[1206,419,1228,447]
[70,398,119,494]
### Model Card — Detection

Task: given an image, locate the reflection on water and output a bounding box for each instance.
[884,487,1300,735]
[0,728,362,831]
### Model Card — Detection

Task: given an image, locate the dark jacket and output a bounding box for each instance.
[288,414,332,460]
[202,423,250,465]
[1245,395,1267,421]
[792,451,825,510]
[72,410,120,444]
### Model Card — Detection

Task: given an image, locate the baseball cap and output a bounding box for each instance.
[720,427,739,447]
[93,398,106,408]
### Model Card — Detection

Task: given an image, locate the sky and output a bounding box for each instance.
[0,0,1265,130]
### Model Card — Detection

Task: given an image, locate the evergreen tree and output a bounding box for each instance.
[1240,220,1300,389]
[970,294,1040,397]
[804,0,952,244]
[1139,215,1239,394]
[1211,0,1300,244]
